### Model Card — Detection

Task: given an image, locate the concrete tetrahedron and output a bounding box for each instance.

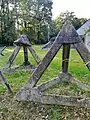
[6,35,41,68]
[15,21,90,108]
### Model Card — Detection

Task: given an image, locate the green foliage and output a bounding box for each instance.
[50,11,87,37]
[0,1,88,45]
[0,0,18,45]
[17,0,53,44]
[0,0,52,45]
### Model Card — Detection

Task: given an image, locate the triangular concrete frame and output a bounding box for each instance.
[4,35,41,73]
[15,21,90,108]
[0,71,12,92]
[0,47,12,92]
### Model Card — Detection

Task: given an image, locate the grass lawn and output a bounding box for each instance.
[0,45,90,120]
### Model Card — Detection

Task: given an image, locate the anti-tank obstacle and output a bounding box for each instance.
[15,21,90,108]
[4,35,41,73]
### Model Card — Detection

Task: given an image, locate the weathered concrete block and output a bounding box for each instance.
[15,21,90,108]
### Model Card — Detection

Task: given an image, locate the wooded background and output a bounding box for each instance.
[0,0,87,45]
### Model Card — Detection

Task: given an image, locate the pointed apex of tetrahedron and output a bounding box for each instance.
[56,20,81,44]
[14,35,31,46]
